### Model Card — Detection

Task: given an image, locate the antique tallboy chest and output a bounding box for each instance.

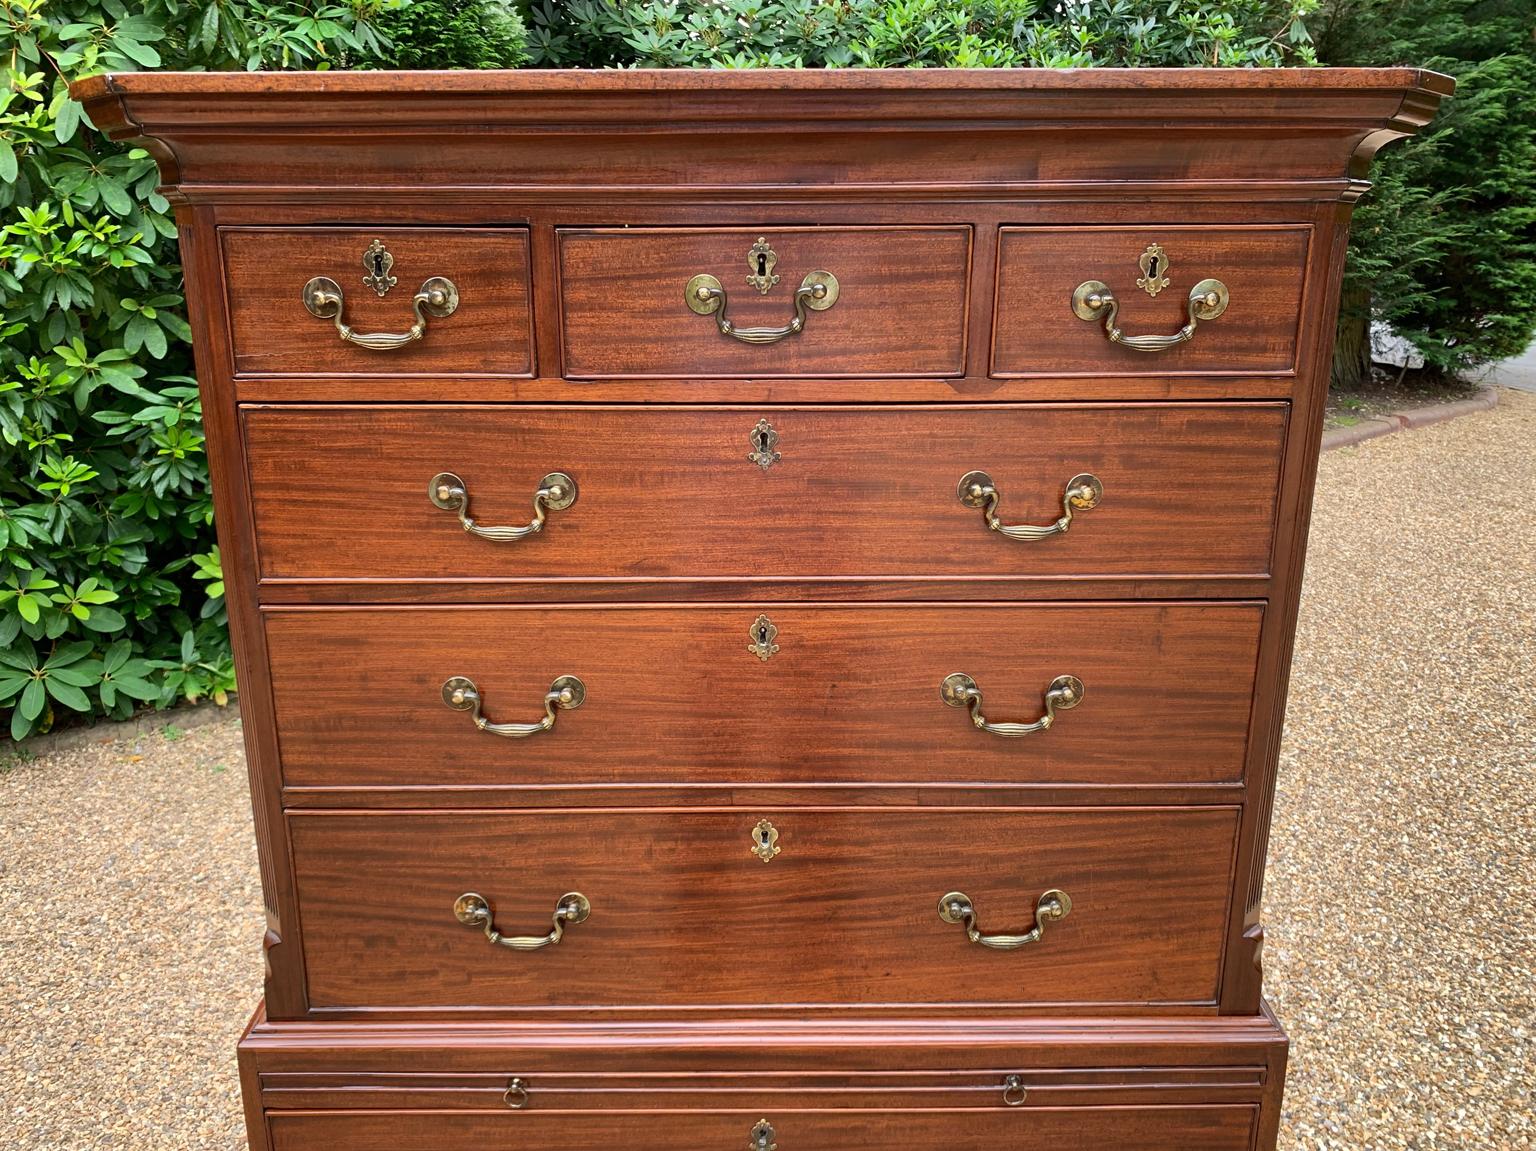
[76,68,1449,1150]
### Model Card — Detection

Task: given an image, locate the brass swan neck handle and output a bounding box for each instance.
[302,274,458,350]
[429,471,578,542]
[958,471,1102,541]
[938,889,1072,950]
[941,672,1083,738]
[454,892,590,950]
[442,675,585,738]
[1072,276,1229,351]
[686,271,839,344]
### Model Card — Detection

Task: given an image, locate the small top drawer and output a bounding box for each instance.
[558,227,971,378]
[222,227,533,377]
[992,225,1310,376]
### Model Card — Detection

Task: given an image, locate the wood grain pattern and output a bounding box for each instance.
[558,227,969,378]
[269,1106,1256,1150]
[222,227,533,377]
[74,68,1452,196]
[263,603,1262,790]
[287,807,1238,1011]
[77,71,1452,1149]
[257,1066,1266,1112]
[993,226,1310,376]
[242,404,1286,583]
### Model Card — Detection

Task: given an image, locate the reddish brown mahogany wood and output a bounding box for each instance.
[992,225,1310,376]
[287,807,1238,1012]
[268,1107,1257,1150]
[76,68,1449,1151]
[559,227,970,378]
[223,227,534,377]
[262,603,1262,790]
[241,404,1287,583]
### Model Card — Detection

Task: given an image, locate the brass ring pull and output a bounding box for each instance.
[938,889,1072,950]
[685,271,839,344]
[941,673,1083,738]
[958,471,1103,540]
[302,274,458,349]
[454,891,590,950]
[442,675,585,738]
[429,471,577,542]
[503,1078,530,1109]
[1072,277,1229,351]
[1002,1075,1028,1107]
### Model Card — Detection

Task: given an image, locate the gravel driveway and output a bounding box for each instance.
[2,390,1532,1150]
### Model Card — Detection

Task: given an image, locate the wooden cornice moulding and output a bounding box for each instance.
[72,67,1453,200]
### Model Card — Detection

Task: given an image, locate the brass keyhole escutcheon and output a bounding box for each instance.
[746,237,780,295]
[747,614,780,662]
[750,1119,777,1151]
[750,818,781,863]
[747,418,782,471]
[361,237,397,297]
[1136,242,1171,297]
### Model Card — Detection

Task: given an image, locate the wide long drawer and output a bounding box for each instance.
[242,404,1287,583]
[287,807,1238,1011]
[269,1107,1257,1150]
[264,603,1262,790]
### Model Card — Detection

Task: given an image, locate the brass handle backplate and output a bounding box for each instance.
[429,471,577,542]
[941,672,1083,738]
[958,471,1102,541]
[302,274,458,349]
[454,891,590,950]
[686,270,839,344]
[442,674,585,738]
[939,889,1072,950]
[1072,276,1229,351]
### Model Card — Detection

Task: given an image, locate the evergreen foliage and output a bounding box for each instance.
[375,0,529,69]
[1317,0,1536,383]
[519,1,1318,69]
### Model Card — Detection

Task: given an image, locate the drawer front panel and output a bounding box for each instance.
[270,1107,1256,1150]
[223,227,533,376]
[266,604,1261,789]
[558,228,970,377]
[288,807,1238,1010]
[992,226,1310,375]
[243,404,1286,582]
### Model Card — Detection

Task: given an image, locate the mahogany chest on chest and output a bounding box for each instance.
[77,67,1449,1151]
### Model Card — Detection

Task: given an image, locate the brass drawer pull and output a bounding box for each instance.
[958,471,1102,540]
[1072,276,1229,351]
[938,889,1072,950]
[454,892,590,950]
[686,270,839,344]
[1002,1075,1028,1106]
[302,274,458,349]
[442,674,585,738]
[941,672,1083,738]
[503,1078,530,1109]
[429,471,578,541]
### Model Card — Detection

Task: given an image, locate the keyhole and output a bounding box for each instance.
[757,624,769,644]
[757,252,768,278]
[372,252,385,277]
[754,428,768,452]
[1147,255,1159,278]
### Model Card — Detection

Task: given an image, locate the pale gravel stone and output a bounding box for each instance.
[1269,388,1536,1149]
[1,391,1532,1149]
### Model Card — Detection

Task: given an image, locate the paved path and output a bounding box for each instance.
[1478,341,1536,392]
[1,391,1532,1149]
